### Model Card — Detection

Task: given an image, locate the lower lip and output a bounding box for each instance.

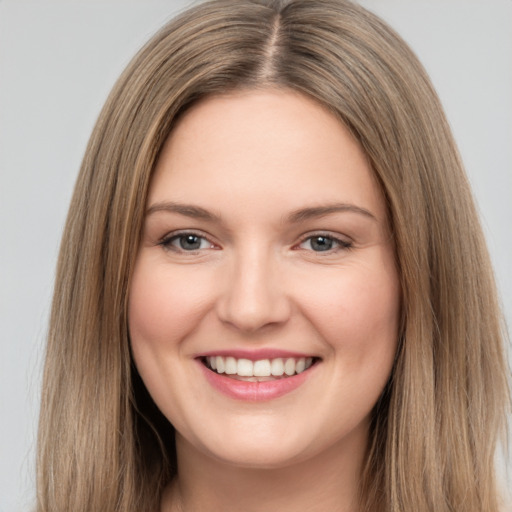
[198,360,316,401]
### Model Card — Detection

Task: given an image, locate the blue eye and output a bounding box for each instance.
[162,233,213,251]
[299,235,352,252]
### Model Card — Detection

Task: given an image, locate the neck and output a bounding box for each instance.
[162,429,368,512]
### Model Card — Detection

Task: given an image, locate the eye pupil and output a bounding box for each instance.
[311,236,333,251]
[180,235,201,250]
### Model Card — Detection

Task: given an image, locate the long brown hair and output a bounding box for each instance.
[37,1,510,510]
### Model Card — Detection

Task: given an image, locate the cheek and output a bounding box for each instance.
[345,270,400,341]
[127,257,216,424]
[128,257,212,347]
[298,260,400,359]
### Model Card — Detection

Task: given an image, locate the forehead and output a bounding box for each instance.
[149,89,386,223]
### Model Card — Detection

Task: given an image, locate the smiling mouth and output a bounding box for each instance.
[201,356,319,382]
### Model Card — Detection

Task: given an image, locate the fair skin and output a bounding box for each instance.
[129,89,400,512]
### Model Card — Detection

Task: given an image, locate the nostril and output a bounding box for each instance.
[215,269,292,332]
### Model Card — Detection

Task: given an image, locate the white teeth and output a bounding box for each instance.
[225,356,237,375]
[284,358,295,376]
[253,359,271,377]
[296,357,306,374]
[237,358,253,376]
[205,356,315,378]
[271,358,284,376]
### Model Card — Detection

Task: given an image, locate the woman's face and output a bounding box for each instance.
[129,89,400,469]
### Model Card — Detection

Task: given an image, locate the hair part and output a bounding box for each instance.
[37,1,510,511]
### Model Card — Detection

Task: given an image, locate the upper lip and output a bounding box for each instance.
[195,349,319,361]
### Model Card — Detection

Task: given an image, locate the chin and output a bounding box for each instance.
[179,414,358,472]
[205,441,312,470]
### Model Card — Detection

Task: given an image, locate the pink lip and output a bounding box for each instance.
[196,349,316,361]
[196,358,318,402]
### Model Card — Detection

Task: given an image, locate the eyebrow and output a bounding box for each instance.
[287,203,377,223]
[146,201,376,224]
[146,201,221,222]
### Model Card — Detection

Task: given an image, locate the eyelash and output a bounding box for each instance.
[158,231,353,254]
[295,233,353,253]
[158,231,216,253]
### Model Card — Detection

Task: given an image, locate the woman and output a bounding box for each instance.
[36,0,510,511]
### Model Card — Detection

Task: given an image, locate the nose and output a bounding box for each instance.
[216,247,291,333]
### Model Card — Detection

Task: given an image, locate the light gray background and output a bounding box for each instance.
[1,1,511,510]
